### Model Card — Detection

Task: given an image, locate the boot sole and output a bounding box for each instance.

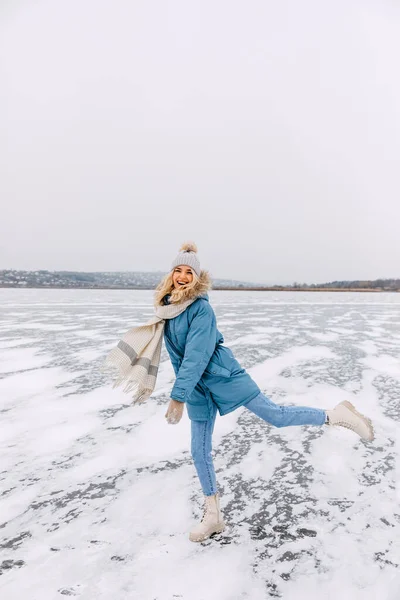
[189,522,226,543]
[340,400,375,442]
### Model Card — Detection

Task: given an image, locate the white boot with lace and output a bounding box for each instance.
[189,493,225,542]
[326,401,374,441]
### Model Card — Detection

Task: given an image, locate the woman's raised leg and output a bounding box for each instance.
[245,392,326,427]
[245,392,374,440]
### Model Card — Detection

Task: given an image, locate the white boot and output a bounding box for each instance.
[189,493,225,542]
[326,401,374,441]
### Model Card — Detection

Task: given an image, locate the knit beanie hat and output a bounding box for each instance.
[171,242,201,276]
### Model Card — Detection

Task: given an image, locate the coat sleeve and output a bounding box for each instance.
[170,300,217,402]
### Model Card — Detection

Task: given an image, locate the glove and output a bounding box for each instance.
[165,399,184,424]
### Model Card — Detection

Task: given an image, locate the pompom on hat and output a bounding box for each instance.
[171,242,201,276]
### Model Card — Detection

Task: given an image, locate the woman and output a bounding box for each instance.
[107,242,374,543]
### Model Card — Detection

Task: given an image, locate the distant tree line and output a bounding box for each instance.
[290,279,400,291]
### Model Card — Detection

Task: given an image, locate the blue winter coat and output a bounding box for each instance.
[163,294,260,421]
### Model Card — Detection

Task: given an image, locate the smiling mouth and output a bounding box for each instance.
[177,281,187,285]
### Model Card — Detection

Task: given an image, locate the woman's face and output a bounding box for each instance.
[172,265,194,289]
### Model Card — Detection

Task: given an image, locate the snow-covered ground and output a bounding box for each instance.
[1,289,399,600]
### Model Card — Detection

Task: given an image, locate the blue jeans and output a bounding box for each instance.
[190,392,326,496]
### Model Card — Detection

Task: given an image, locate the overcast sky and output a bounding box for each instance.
[1,0,399,284]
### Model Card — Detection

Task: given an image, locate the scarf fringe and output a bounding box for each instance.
[105,364,153,403]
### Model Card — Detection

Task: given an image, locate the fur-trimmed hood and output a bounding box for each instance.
[180,269,211,301]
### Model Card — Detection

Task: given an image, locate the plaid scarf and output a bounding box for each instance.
[104,297,196,403]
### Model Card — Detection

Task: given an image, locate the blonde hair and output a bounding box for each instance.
[154,268,211,306]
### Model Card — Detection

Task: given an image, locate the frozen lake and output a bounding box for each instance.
[1,289,399,599]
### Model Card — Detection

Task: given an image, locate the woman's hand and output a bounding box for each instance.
[165,399,184,424]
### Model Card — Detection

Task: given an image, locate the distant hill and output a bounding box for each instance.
[0,271,399,291]
[0,269,257,289]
